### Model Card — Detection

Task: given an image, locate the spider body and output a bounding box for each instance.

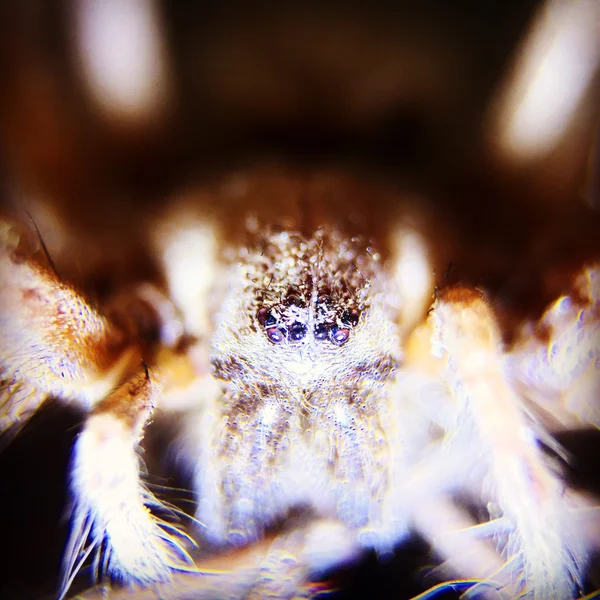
[0,168,599,600]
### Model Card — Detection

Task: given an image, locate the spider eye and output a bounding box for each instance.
[341,308,360,327]
[317,295,332,306]
[286,294,304,307]
[289,322,307,341]
[266,326,286,343]
[330,327,350,346]
[314,323,330,340]
[257,307,276,327]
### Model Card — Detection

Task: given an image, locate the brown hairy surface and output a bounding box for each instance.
[0,3,599,600]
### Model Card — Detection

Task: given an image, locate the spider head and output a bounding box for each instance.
[210,230,400,389]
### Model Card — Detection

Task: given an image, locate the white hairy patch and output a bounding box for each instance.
[60,413,191,598]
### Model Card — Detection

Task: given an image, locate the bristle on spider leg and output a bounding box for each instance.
[59,511,98,600]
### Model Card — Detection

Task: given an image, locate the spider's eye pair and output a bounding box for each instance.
[258,308,285,343]
[314,323,350,346]
[314,307,360,346]
[266,322,307,344]
[259,307,308,345]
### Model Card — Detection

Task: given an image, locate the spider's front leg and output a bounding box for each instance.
[60,207,228,596]
[57,288,205,596]
[428,286,585,598]
[61,367,194,597]
[0,216,196,596]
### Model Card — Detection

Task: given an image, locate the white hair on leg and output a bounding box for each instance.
[59,372,194,599]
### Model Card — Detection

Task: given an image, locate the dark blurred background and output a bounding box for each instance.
[0,1,599,598]
[0,1,597,211]
[0,0,598,300]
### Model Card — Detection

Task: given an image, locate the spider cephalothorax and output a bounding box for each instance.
[199,228,401,549]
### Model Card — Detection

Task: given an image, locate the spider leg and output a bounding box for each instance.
[510,262,600,431]
[0,214,199,597]
[60,368,195,599]
[427,287,586,599]
[384,368,517,596]
[0,217,139,443]
[69,519,358,600]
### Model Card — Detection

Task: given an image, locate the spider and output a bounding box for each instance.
[1,165,599,600]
